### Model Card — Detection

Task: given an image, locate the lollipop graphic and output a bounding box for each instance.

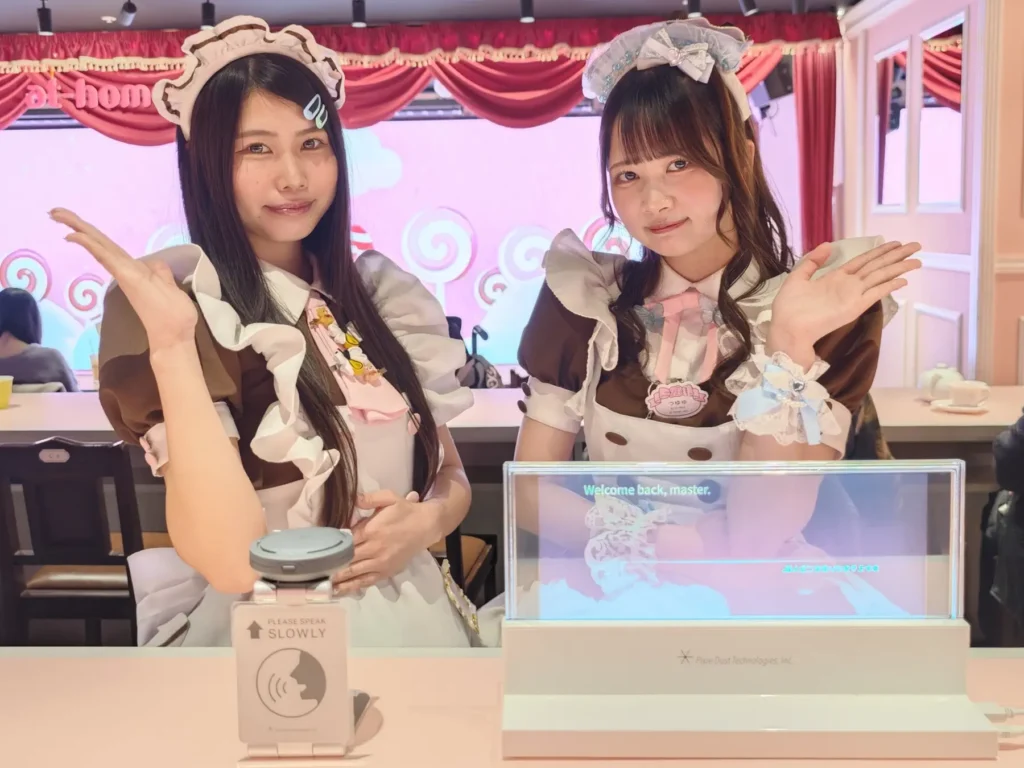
[580,216,643,260]
[66,273,109,320]
[350,225,374,258]
[400,207,476,309]
[497,225,551,285]
[474,267,508,311]
[0,249,52,300]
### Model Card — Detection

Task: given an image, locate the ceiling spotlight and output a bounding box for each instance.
[738,0,759,15]
[520,0,535,23]
[101,15,117,24]
[836,0,850,19]
[688,0,702,17]
[118,1,137,26]
[201,1,215,30]
[352,0,367,28]
[37,0,53,36]
[792,0,807,12]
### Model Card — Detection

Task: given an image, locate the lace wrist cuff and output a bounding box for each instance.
[729,350,842,446]
[583,496,670,594]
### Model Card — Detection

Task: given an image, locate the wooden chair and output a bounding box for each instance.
[0,437,163,646]
[430,529,498,606]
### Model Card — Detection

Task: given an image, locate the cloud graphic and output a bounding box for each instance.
[343,128,403,197]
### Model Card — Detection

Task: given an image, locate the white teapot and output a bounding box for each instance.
[917,363,964,403]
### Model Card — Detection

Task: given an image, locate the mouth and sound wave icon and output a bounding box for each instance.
[255,649,327,718]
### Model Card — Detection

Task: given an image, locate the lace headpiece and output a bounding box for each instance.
[582,18,752,120]
[153,16,346,139]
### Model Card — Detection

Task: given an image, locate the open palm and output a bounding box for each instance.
[51,208,197,352]
[770,240,922,347]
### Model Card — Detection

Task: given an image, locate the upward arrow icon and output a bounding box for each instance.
[248,621,262,640]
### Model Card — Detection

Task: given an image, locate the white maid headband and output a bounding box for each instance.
[582,18,752,121]
[153,15,346,139]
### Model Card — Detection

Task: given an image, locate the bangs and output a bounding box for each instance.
[603,67,724,169]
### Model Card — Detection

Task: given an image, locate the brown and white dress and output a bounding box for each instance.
[99,245,480,647]
[474,229,900,637]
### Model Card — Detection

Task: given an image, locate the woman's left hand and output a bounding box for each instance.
[332,490,439,595]
[769,240,922,351]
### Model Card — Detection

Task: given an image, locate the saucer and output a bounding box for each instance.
[930,399,988,415]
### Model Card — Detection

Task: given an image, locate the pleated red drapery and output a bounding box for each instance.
[793,44,838,252]
[0,45,788,142]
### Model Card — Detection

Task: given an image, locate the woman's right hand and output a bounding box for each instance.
[51,209,197,352]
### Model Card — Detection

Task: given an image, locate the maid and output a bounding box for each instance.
[501,18,922,625]
[52,17,481,647]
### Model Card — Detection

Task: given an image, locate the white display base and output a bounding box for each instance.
[501,619,998,760]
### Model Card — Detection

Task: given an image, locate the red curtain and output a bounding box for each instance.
[737,48,785,91]
[341,64,433,128]
[793,45,837,252]
[876,57,894,208]
[0,14,840,64]
[0,14,836,142]
[0,46,787,142]
[893,48,961,112]
[42,70,174,145]
[431,57,585,128]
[0,72,32,130]
[922,48,961,111]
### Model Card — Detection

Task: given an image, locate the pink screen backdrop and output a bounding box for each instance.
[0,102,802,368]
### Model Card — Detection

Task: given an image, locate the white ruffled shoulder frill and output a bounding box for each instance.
[355,250,473,426]
[542,229,625,413]
[134,244,472,530]
[543,231,899,355]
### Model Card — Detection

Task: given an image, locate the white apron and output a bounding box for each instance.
[132,408,478,648]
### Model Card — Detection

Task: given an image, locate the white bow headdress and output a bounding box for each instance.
[636,31,716,83]
[582,19,752,121]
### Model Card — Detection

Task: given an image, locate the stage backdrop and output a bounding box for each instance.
[0,103,802,368]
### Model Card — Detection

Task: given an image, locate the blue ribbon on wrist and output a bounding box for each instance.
[733,362,825,446]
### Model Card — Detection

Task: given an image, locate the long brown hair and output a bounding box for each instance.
[177,53,439,528]
[599,65,795,391]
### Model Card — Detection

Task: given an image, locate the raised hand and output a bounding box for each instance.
[769,240,922,350]
[51,209,197,352]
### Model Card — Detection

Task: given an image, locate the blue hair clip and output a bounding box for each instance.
[303,94,329,129]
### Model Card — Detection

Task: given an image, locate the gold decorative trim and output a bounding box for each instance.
[440,559,480,635]
[924,35,963,52]
[0,55,186,74]
[0,38,822,74]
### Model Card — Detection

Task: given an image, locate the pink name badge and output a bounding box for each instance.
[645,381,709,420]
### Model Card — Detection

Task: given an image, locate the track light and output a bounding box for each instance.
[520,0,535,23]
[738,0,759,15]
[352,0,367,28]
[118,1,137,26]
[201,1,215,30]
[37,0,53,36]
[687,0,702,18]
[791,0,806,12]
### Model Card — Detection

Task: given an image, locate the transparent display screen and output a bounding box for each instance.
[505,461,962,622]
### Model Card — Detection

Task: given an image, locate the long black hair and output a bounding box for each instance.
[600,65,795,391]
[0,287,43,345]
[177,53,440,529]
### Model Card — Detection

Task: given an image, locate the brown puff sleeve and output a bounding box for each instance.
[97,283,242,449]
[518,282,596,392]
[515,281,597,434]
[814,299,884,416]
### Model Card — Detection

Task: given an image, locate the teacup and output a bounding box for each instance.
[948,380,989,408]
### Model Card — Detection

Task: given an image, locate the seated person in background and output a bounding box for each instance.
[0,287,78,392]
[994,409,1024,497]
